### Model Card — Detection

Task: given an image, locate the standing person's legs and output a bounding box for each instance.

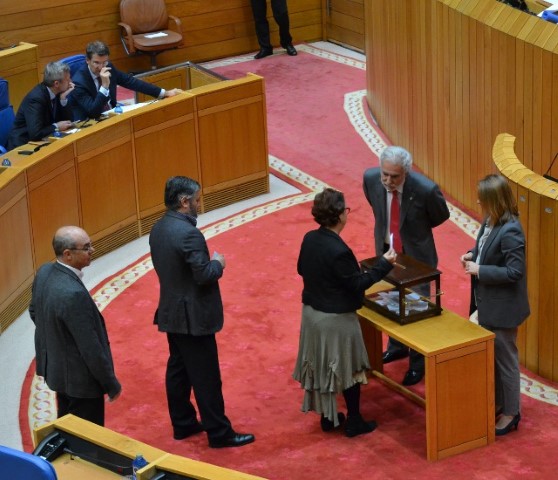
[250,0,272,49]
[342,383,377,437]
[165,334,203,439]
[57,393,105,426]
[492,327,521,416]
[270,0,292,47]
[172,333,234,441]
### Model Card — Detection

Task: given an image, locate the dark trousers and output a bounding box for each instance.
[57,393,105,426]
[250,0,292,49]
[166,332,233,441]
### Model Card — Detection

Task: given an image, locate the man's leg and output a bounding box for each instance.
[250,0,272,49]
[270,0,292,47]
[172,333,233,441]
[166,333,203,438]
[57,393,105,426]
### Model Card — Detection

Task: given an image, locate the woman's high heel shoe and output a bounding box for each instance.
[495,413,521,436]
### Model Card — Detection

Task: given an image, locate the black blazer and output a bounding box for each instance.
[469,218,530,328]
[297,226,393,313]
[149,210,225,336]
[7,83,72,150]
[29,262,121,399]
[363,168,450,268]
[71,62,162,120]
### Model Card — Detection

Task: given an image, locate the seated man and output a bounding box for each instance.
[71,41,182,120]
[7,62,75,150]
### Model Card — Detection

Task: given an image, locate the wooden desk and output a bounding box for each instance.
[358,283,495,461]
[0,72,269,334]
[0,42,40,111]
[34,415,267,480]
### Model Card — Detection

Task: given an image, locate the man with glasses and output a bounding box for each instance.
[29,226,121,426]
[149,176,255,448]
[71,40,182,120]
[363,146,450,386]
[6,61,75,150]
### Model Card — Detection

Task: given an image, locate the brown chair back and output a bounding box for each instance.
[120,0,169,34]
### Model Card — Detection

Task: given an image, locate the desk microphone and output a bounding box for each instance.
[543,152,558,182]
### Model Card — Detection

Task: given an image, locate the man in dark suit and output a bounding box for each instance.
[149,176,255,449]
[250,0,297,59]
[71,40,182,120]
[363,146,450,385]
[7,62,75,150]
[29,226,121,426]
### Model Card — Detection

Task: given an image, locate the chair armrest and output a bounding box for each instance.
[168,15,183,36]
[118,22,137,54]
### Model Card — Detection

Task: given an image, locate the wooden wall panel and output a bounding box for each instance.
[365,0,558,214]
[325,0,365,52]
[26,144,80,266]
[0,171,33,319]
[0,42,40,111]
[196,78,268,192]
[0,0,323,74]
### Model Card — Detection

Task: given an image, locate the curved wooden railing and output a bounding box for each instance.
[493,133,558,381]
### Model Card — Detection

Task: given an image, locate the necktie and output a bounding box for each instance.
[390,190,402,253]
[51,98,57,119]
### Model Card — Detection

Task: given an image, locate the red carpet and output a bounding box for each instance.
[21,45,558,479]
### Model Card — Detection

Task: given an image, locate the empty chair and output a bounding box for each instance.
[0,77,15,153]
[0,444,58,480]
[118,0,183,70]
[59,54,86,78]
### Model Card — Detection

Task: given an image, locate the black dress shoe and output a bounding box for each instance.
[320,412,346,432]
[254,48,273,59]
[382,350,409,364]
[173,422,204,440]
[208,432,255,448]
[402,369,424,386]
[496,413,521,436]
[284,44,297,56]
[344,415,377,438]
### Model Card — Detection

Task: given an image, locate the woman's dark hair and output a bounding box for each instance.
[311,188,345,228]
[164,176,200,211]
[477,174,518,225]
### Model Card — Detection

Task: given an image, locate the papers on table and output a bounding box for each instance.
[144,32,168,38]
[101,101,154,116]
[372,290,430,316]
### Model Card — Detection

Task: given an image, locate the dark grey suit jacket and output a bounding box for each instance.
[470,218,530,328]
[363,168,450,268]
[29,262,121,399]
[7,83,72,150]
[71,62,161,120]
[149,210,225,336]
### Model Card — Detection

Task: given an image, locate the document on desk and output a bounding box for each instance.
[102,102,153,116]
[144,32,168,38]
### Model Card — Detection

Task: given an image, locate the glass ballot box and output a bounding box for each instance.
[359,254,442,325]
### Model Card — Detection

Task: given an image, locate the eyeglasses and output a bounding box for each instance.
[91,60,109,67]
[69,243,93,252]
